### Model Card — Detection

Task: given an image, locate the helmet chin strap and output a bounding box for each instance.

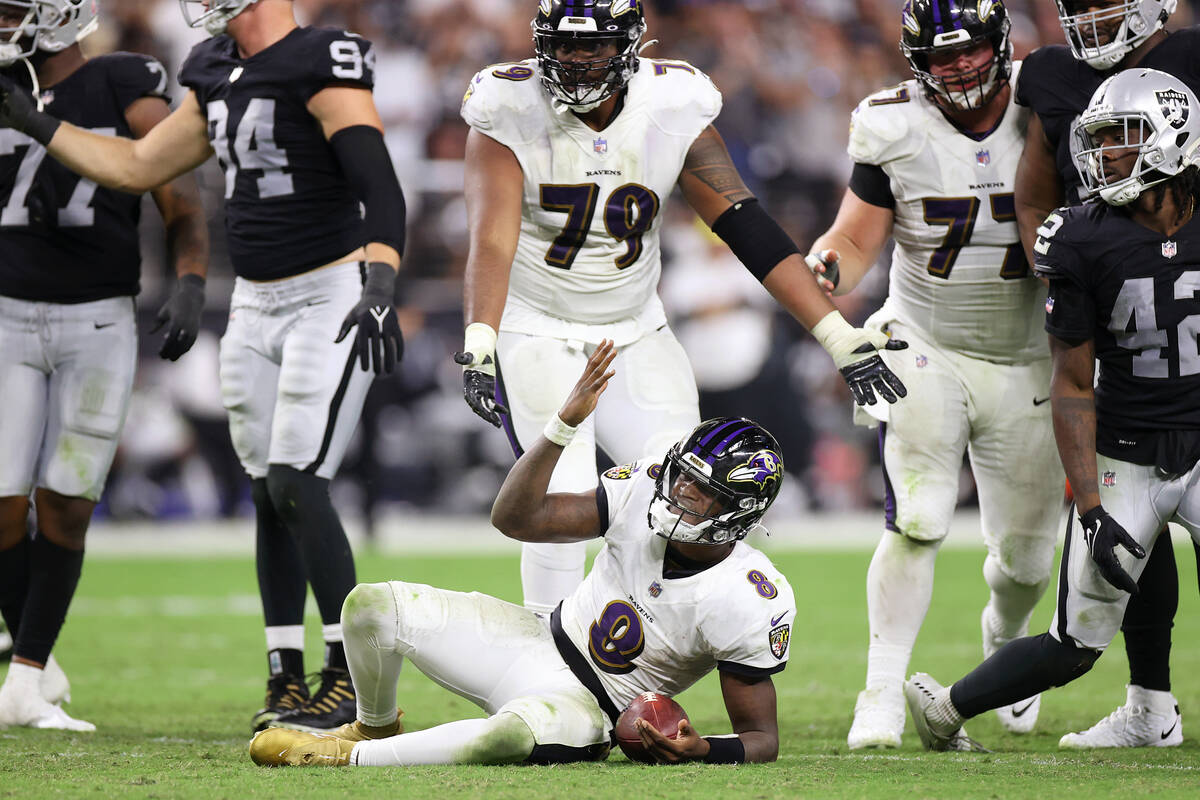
[20,56,42,112]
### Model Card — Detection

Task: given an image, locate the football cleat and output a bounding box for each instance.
[328,715,404,742]
[41,655,71,706]
[904,673,989,752]
[252,672,310,733]
[0,671,94,731]
[847,688,905,750]
[981,606,1040,734]
[249,727,355,767]
[271,668,356,732]
[1059,686,1182,749]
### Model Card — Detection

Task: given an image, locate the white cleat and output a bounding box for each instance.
[0,673,94,731]
[904,673,989,752]
[981,606,1040,734]
[1060,686,1182,749]
[847,688,905,750]
[41,655,71,706]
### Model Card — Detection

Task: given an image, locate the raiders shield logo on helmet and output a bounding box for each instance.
[1156,88,1190,130]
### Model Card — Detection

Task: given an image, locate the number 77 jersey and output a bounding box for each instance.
[461,57,721,326]
[848,62,1045,364]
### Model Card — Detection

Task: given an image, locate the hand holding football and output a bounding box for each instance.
[615,692,687,763]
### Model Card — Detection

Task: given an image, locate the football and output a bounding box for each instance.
[614,691,687,764]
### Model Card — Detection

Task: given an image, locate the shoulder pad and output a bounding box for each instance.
[295,27,376,92]
[639,59,722,133]
[179,34,228,90]
[460,59,543,141]
[847,82,919,165]
[96,52,170,104]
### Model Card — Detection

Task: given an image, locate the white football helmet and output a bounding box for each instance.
[1072,68,1200,206]
[0,0,96,67]
[179,0,261,36]
[1053,0,1176,70]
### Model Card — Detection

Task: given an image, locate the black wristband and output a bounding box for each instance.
[1079,505,1104,528]
[362,260,397,299]
[701,735,746,764]
[710,198,801,283]
[26,111,61,147]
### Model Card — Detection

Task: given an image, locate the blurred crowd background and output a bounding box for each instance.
[80,0,1199,532]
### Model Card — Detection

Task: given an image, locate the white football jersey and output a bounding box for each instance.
[461,57,721,332]
[848,63,1047,364]
[558,460,795,711]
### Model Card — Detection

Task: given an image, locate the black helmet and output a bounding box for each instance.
[531,0,646,110]
[900,0,1013,111]
[648,417,785,546]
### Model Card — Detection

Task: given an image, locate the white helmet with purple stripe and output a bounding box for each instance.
[648,417,784,546]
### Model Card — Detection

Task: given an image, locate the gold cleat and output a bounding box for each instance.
[249,727,356,767]
[328,712,404,742]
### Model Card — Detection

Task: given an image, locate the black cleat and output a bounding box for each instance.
[252,673,310,733]
[271,668,356,732]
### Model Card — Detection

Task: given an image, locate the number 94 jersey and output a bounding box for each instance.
[557,461,795,711]
[849,62,1045,364]
[461,58,721,327]
[179,27,376,281]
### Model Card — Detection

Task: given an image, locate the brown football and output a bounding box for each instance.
[614,692,687,764]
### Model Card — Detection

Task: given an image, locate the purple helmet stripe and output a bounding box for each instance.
[695,419,741,450]
[932,0,944,34]
[950,0,963,30]
[705,424,755,465]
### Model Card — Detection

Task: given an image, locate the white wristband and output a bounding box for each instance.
[462,322,498,370]
[542,414,578,447]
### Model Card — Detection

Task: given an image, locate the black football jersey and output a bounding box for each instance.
[1035,201,1200,456]
[0,53,169,303]
[179,26,375,281]
[1015,28,1200,205]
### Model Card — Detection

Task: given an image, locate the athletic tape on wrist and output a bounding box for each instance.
[542,414,578,447]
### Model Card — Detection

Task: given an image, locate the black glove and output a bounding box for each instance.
[336,261,404,374]
[1079,506,1146,594]
[151,274,205,361]
[453,351,509,428]
[840,341,909,406]
[0,73,60,145]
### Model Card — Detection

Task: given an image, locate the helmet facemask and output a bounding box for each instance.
[648,445,778,546]
[1054,0,1177,70]
[1072,69,1200,206]
[532,14,644,111]
[0,1,39,66]
[901,24,1012,112]
[179,0,260,37]
[34,0,97,54]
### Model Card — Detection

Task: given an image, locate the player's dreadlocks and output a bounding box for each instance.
[1148,165,1200,224]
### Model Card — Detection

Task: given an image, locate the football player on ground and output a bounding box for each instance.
[457,0,907,617]
[802,0,1063,749]
[0,0,209,731]
[250,341,795,767]
[907,67,1200,752]
[0,0,408,733]
[1013,0,1200,748]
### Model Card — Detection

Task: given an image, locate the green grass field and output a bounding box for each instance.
[2,543,1199,798]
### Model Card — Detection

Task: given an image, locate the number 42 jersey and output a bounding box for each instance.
[556,460,795,712]
[849,62,1045,364]
[461,58,721,330]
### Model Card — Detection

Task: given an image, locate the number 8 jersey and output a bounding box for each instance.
[179,27,376,281]
[556,460,795,711]
[460,58,721,329]
[849,62,1045,364]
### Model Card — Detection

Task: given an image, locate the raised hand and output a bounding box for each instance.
[557,339,616,427]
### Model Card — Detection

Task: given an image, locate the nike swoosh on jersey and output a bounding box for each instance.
[94,322,115,329]
[1011,699,1037,718]
[1033,397,1050,406]
[770,611,788,627]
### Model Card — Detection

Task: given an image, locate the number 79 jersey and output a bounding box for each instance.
[180,27,376,281]
[557,461,795,711]
[461,58,721,327]
[849,62,1046,364]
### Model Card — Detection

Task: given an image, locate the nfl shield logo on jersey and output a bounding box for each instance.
[594,137,607,154]
[769,624,790,660]
[1045,296,1055,314]
[1163,241,1178,259]
[1102,471,1116,487]
[975,149,990,166]
[648,581,662,598]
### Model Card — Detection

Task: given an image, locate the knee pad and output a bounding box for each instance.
[1038,633,1101,687]
[983,552,1050,597]
[459,712,536,765]
[265,465,328,523]
[341,582,396,647]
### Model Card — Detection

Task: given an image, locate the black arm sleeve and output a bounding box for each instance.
[710,198,802,282]
[848,162,895,209]
[329,125,406,257]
